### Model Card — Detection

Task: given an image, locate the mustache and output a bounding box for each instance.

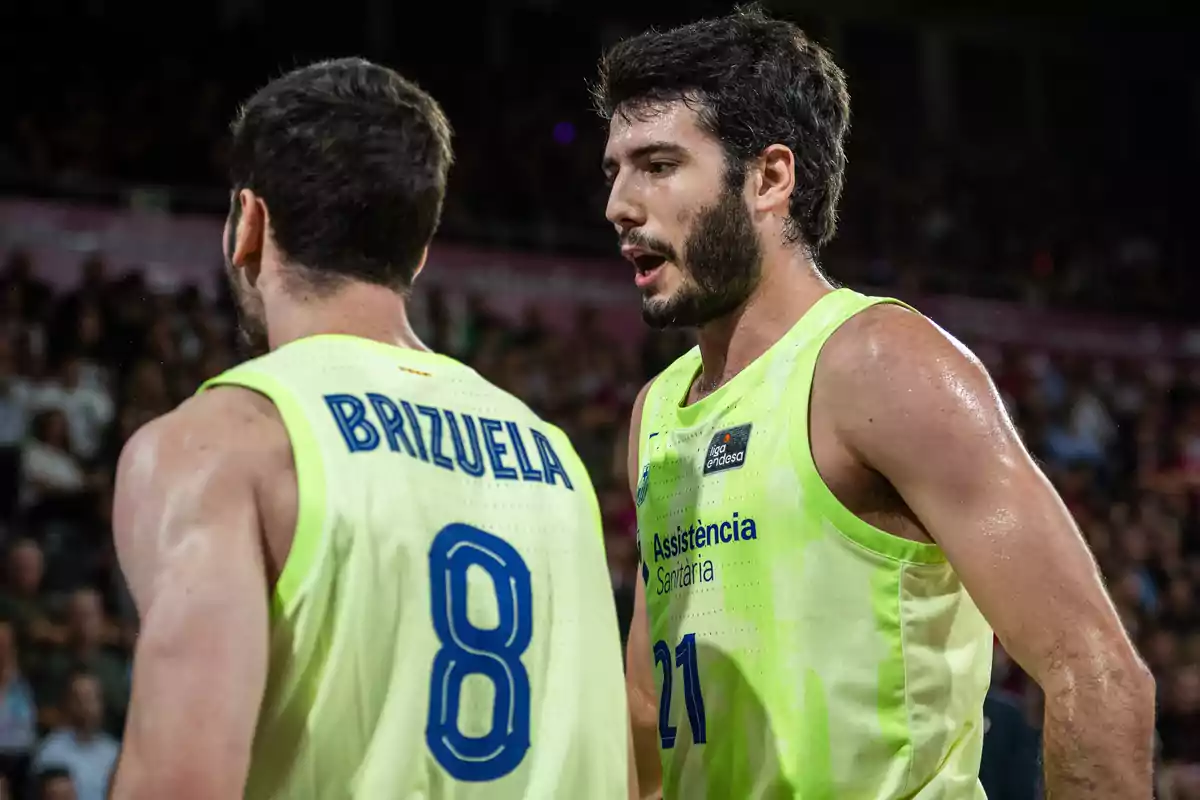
[619,231,678,263]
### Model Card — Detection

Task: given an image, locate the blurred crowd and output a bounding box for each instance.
[0,5,1197,799]
[0,243,1197,798]
[4,5,1198,319]
[6,59,1195,320]
[975,340,1200,798]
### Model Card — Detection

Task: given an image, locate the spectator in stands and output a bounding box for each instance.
[0,338,27,519]
[32,766,75,800]
[18,411,87,513]
[0,621,35,798]
[34,590,127,737]
[1159,664,1200,798]
[112,361,170,451]
[1164,579,1198,631]
[1043,401,1107,470]
[29,355,113,465]
[0,541,62,655]
[30,672,116,800]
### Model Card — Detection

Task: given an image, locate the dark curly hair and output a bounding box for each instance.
[229,58,453,291]
[593,5,850,253]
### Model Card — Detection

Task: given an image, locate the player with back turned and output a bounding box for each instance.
[108,58,631,799]
[596,7,1155,799]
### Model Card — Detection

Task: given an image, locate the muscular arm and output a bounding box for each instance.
[109,389,274,800]
[822,306,1155,799]
[626,381,664,799]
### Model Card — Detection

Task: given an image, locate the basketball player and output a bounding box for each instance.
[109,58,631,799]
[596,8,1154,799]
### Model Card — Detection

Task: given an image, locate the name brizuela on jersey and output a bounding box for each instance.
[321,391,574,488]
[207,336,629,800]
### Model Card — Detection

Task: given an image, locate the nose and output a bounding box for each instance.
[605,174,646,233]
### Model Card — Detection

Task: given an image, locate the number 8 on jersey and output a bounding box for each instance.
[426,523,533,782]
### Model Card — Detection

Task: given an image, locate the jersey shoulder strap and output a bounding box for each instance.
[637,346,701,466]
[781,288,918,398]
[199,353,328,615]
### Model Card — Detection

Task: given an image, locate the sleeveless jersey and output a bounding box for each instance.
[634,289,993,799]
[200,334,628,800]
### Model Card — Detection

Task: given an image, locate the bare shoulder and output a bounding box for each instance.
[818,302,991,397]
[814,303,1015,466]
[116,387,287,493]
[113,387,290,559]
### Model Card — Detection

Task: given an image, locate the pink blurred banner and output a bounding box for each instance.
[914,294,1200,360]
[2,198,1198,359]
[0,198,643,340]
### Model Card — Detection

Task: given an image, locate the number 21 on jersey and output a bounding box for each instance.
[655,632,707,749]
[425,523,533,782]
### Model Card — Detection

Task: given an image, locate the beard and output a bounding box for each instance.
[638,181,763,330]
[224,205,270,357]
[224,264,269,358]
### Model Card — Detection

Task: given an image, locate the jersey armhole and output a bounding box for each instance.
[791,299,947,565]
[201,370,329,615]
[635,367,674,468]
[544,423,606,544]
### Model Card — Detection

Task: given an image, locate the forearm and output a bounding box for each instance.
[112,764,231,799]
[627,721,640,800]
[629,688,663,797]
[1041,668,1156,798]
[112,731,248,800]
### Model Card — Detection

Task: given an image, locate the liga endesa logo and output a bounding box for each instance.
[703,424,752,476]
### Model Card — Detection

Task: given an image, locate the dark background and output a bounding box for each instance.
[0,1,1198,798]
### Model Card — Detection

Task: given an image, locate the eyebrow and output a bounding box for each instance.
[602,141,688,173]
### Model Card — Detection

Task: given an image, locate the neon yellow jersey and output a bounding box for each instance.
[634,289,993,799]
[201,334,628,800]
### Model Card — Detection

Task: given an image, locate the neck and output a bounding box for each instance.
[694,248,831,393]
[265,281,430,352]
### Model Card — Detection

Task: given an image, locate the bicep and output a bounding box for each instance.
[124,503,269,763]
[891,421,1119,679]
[112,410,271,796]
[839,312,1132,685]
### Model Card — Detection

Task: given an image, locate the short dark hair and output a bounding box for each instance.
[229,57,453,291]
[593,5,850,253]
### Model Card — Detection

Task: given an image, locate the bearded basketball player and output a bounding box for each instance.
[596,8,1154,800]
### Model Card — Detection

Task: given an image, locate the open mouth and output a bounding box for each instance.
[633,253,668,288]
[633,253,668,274]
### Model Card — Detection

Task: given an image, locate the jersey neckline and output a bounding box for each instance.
[669,287,853,430]
[280,333,465,369]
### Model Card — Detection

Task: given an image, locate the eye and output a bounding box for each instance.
[647,161,675,175]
